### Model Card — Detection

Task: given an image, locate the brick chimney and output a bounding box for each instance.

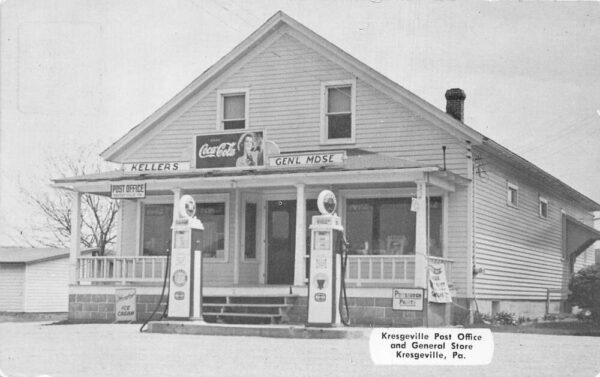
[445,88,466,122]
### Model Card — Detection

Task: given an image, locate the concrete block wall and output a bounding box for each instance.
[69,293,451,326]
[286,296,447,327]
[68,294,165,323]
[68,294,116,322]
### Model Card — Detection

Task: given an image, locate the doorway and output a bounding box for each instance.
[266,200,296,284]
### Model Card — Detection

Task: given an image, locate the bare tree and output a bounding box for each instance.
[19,144,120,255]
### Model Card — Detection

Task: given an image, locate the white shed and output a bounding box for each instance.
[0,248,71,313]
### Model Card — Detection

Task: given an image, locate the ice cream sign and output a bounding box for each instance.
[268,151,346,168]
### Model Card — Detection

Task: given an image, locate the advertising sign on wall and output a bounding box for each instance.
[195,130,265,169]
[428,261,452,303]
[115,288,136,322]
[392,288,424,311]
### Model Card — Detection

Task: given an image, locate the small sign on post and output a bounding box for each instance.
[392,288,424,311]
[115,288,136,322]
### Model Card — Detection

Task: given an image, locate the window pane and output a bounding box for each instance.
[223,94,245,120]
[327,86,351,113]
[195,203,225,259]
[223,120,245,130]
[244,202,257,259]
[540,201,548,218]
[509,188,518,205]
[346,197,443,256]
[327,114,351,139]
[429,197,443,257]
[142,204,173,256]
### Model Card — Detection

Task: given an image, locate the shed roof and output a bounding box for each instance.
[0,248,69,264]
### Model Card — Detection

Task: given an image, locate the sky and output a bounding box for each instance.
[1,0,600,245]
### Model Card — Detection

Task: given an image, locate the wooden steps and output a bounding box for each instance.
[201,295,296,324]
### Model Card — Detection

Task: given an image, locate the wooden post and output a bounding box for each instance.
[69,191,82,285]
[233,189,240,285]
[294,183,306,286]
[414,180,428,289]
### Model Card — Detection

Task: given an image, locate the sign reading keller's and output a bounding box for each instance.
[195,131,265,169]
[122,162,190,173]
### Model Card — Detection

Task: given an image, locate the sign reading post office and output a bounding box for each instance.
[111,183,146,199]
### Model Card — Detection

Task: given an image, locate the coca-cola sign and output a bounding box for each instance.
[195,131,265,169]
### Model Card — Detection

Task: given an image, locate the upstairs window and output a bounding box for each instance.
[321,80,355,144]
[218,89,248,130]
[539,196,548,218]
[507,182,519,207]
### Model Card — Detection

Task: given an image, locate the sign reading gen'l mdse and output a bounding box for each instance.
[195,131,265,169]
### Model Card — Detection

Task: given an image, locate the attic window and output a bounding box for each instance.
[507,182,519,208]
[321,80,355,144]
[218,89,249,130]
[539,196,548,219]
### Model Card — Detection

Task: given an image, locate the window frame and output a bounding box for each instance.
[139,194,230,263]
[507,182,519,208]
[216,88,249,130]
[338,188,445,257]
[539,196,549,219]
[320,79,356,145]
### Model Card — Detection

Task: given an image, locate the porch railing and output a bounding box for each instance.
[344,255,454,287]
[78,256,168,283]
[77,255,454,286]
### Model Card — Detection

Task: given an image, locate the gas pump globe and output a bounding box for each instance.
[167,195,204,320]
[307,190,344,327]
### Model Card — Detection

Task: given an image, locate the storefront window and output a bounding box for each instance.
[142,204,173,256]
[346,197,443,257]
[195,202,226,259]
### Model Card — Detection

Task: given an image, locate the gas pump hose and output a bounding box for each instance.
[139,251,171,332]
[338,235,351,326]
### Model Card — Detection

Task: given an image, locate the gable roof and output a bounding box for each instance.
[100,11,483,162]
[97,11,600,211]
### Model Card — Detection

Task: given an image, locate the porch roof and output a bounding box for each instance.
[52,151,468,194]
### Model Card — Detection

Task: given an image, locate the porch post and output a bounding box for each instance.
[294,184,306,286]
[172,188,182,219]
[233,189,240,285]
[69,191,82,285]
[414,180,428,289]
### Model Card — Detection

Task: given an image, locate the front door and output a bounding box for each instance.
[267,200,296,285]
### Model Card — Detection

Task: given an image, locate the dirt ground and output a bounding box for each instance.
[0,321,599,377]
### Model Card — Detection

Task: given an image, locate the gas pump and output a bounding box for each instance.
[307,190,349,327]
[167,194,204,320]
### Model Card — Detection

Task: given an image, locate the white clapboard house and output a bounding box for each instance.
[53,12,600,325]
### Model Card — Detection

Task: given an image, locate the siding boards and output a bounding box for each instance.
[473,150,595,300]
[0,264,25,311]
[125,31,468,177]
[24,258,69,312]
[446,186,469,297]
